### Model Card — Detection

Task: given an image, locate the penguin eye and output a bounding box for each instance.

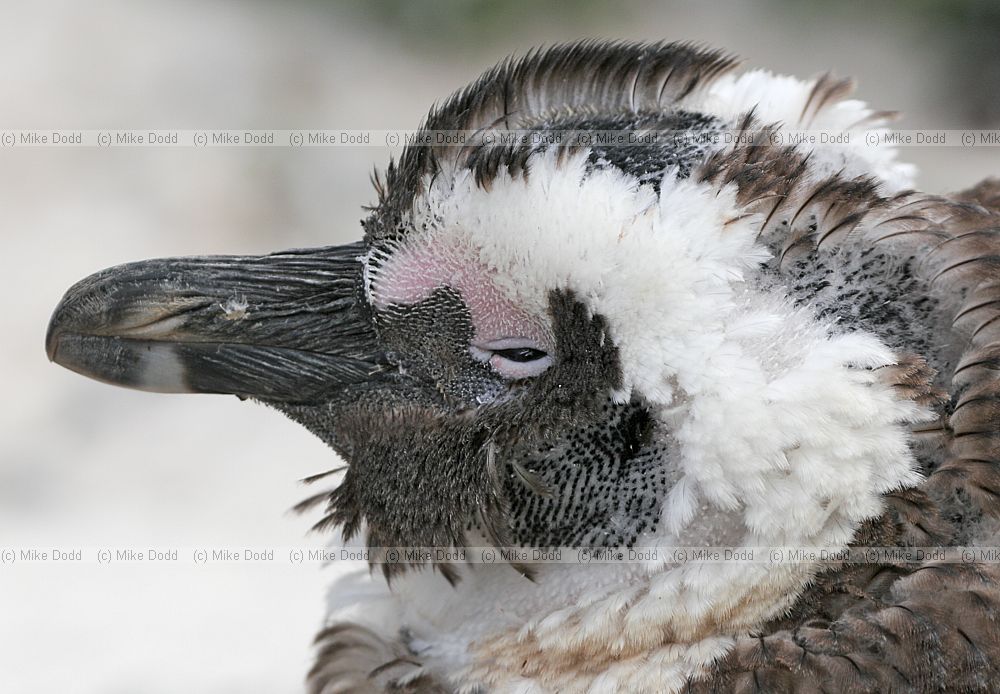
[492,347,548,363]
[470,339,554,379]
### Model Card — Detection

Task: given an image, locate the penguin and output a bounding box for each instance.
[47,41,1000,692]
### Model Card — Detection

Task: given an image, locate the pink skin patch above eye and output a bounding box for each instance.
[369,240,554,375]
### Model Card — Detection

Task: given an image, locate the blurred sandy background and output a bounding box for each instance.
[1,1,996,692]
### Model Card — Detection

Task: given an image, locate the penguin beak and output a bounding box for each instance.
[45,242,382,403]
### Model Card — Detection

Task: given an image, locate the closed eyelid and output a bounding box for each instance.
[470,340,554,379]
[472,337,544,352]
[493,347,548,362]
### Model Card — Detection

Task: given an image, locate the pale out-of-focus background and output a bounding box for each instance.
[1,1,997,692]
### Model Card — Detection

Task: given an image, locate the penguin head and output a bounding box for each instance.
[47,42,929,589]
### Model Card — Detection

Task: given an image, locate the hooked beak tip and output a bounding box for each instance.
[46,295,74,365]
[45,321,60,363]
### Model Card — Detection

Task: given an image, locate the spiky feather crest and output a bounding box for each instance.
[369,41,739,228]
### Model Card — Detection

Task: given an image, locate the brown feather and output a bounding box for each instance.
[953,178,1000,212]
[308,623,448,694]
[799,73,856,127]
[665,124,1000,691]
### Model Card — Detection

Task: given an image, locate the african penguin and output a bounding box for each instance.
[47,41,1000,693]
